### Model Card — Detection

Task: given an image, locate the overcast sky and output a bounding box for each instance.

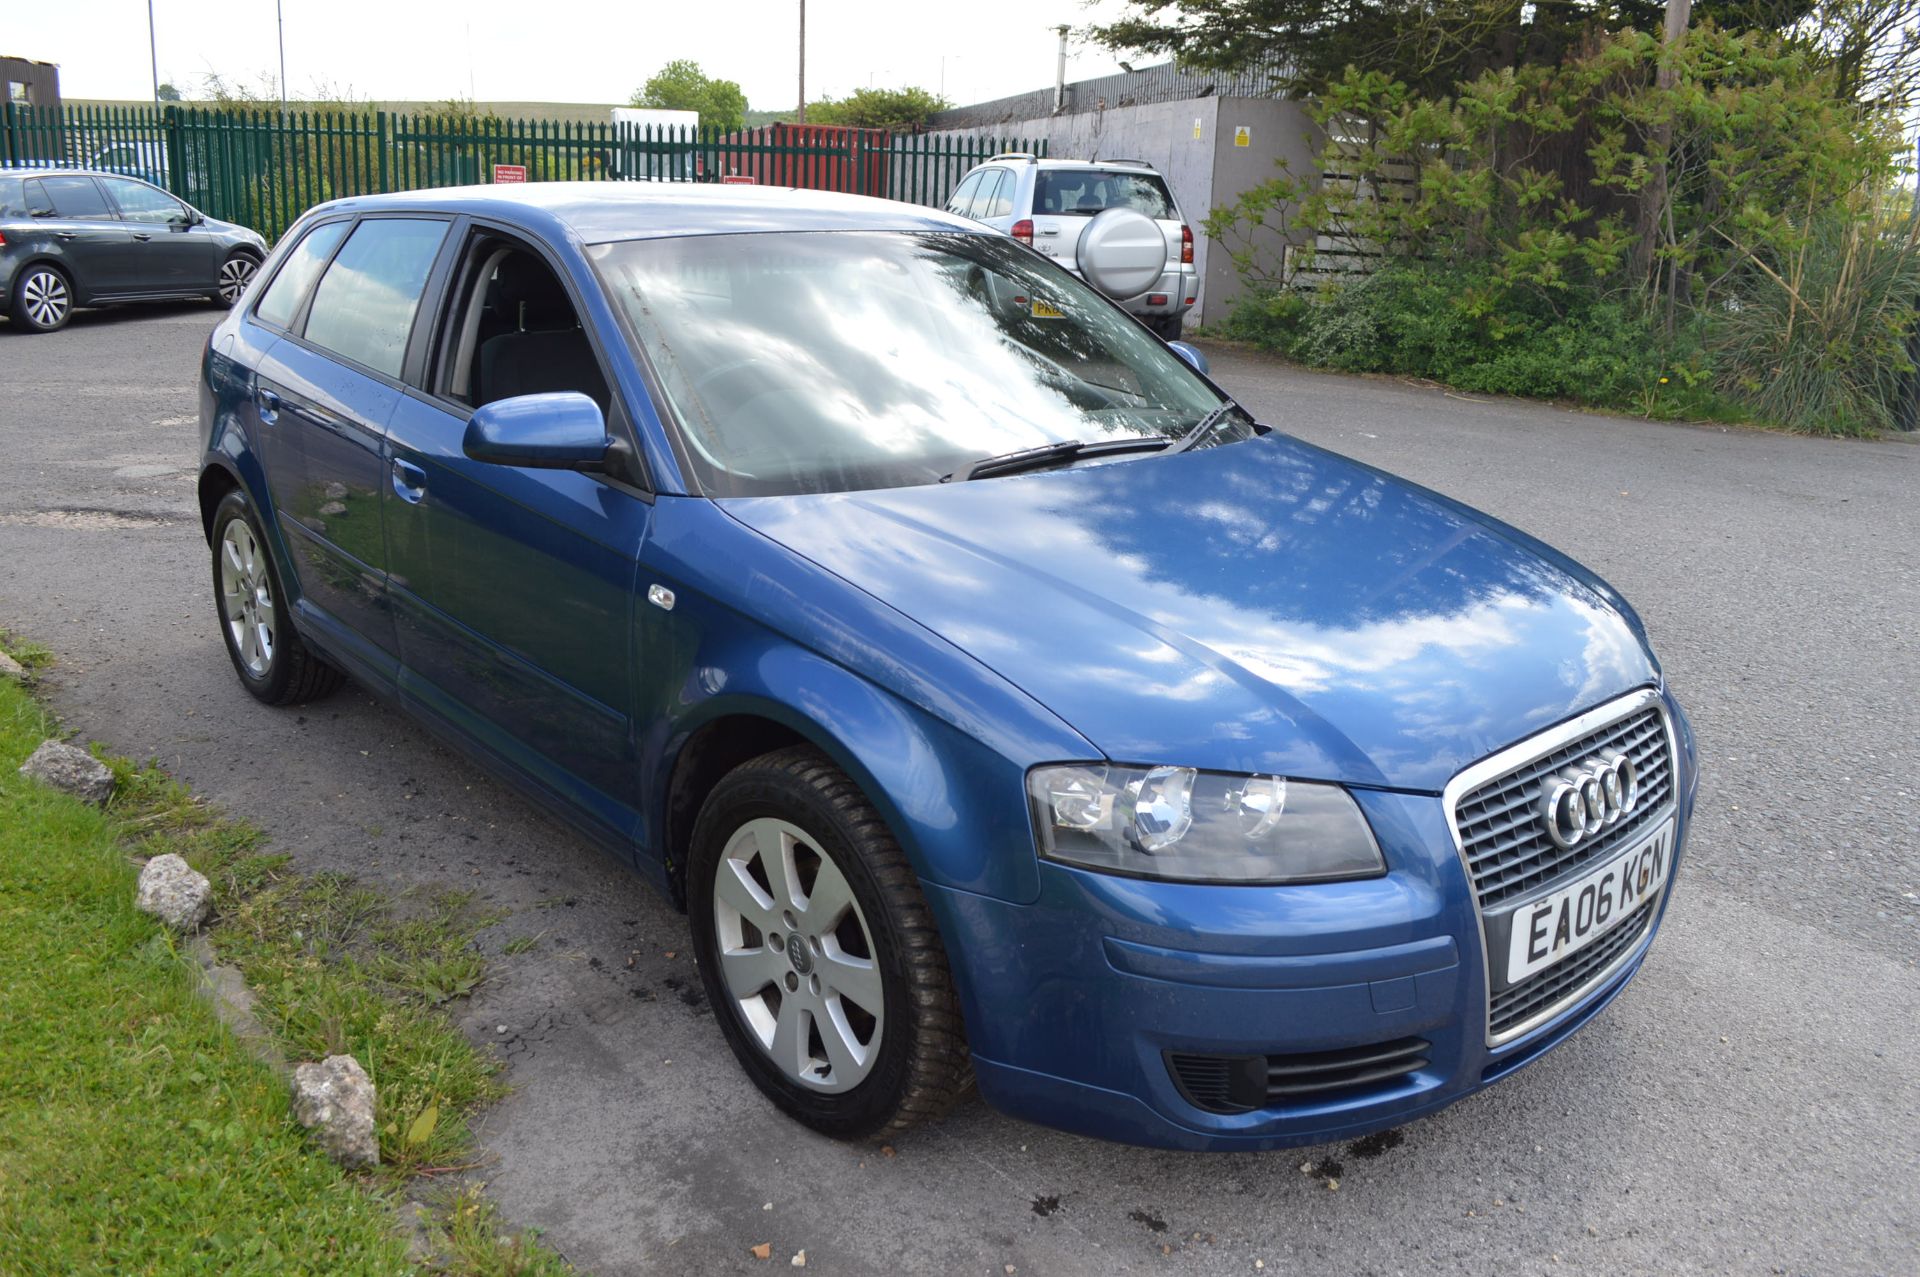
[10,0,1141,110]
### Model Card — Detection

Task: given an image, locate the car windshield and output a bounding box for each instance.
[1034,170,1177,219]
[590,230,1238,496]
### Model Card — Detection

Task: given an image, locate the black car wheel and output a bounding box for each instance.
[11,264,73,333]
[210,488,344,704]
[217,252,261,306]
[688,745,972,1140]
[1152,313,1184,341]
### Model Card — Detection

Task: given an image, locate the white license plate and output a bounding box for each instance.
[1504,818,1673,984]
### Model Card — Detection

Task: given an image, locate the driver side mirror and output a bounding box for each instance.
[1167,340,1209,375]
[464,392,618,472]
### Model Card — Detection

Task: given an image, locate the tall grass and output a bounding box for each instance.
[1712,204,1920,436]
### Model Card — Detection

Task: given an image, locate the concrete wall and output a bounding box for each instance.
[930,95,1318,327]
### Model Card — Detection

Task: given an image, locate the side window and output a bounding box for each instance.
[982,170,1015,219]
[945,171,984,217]
[22,179,53,217]
[255,220,350,331]
[302,218,449,379]
[36,175,115,220]
[99,177,185,224]
[0,178,25,218]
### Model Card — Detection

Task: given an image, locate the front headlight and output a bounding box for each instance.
[1028,764,1386,884]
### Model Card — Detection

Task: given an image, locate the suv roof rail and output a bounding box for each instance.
[987,151,1037,163]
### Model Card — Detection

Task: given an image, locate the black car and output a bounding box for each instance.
[0,168,269,333]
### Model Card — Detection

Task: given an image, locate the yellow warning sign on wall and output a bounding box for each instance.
[1234,125,1251,148]
[1193,117,1203,140]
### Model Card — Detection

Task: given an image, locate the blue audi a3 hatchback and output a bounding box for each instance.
[198,183,1697,1149]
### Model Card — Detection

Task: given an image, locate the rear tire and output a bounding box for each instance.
[688,746,971,1141]
[11,264,73,333]
[210,488,344,705]
[1152,313,1185,341]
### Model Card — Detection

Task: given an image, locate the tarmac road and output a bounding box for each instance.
[1,303,1915,1275]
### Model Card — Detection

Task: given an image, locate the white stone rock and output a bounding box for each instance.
[291,1054,379,1168]
[0,649,27,682]
[18,739,114,806]
[135,853,213,932]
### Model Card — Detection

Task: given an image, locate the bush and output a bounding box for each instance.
[1224,263,1726,412]
[1711,208,1920,436]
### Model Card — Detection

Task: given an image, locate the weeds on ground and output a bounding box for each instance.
[0,633,570,1272]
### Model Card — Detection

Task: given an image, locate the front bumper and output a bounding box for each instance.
[926,690,1698,1151]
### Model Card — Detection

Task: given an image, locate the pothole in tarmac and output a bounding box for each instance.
[0,507,179,530]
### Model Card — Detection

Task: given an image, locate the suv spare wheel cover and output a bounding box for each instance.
[1076,207,1168,301]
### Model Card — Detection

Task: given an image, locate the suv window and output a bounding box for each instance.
[302,218,448,379]
[28,175,116,220]
[945,171,984,217]
[256,220,350,331]
[99,177,185,224]
[1035,170,1176,220]
[0,177,24,218]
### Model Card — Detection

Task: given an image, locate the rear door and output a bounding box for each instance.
[22,175,134,296]
[1028,168,1179,274]
[249,214,452,677]
[96,176,214,295]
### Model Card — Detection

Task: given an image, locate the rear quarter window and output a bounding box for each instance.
[254,219,351,331]
[1035,170,1176,219]
[0,178,23,218]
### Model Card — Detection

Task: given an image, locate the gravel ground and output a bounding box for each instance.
[1,304,1914,1276]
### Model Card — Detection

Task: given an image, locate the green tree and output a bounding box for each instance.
[806,85,950,130]
[1092,0,1815,98]
[630,59,748,132]
[155,82,182,102]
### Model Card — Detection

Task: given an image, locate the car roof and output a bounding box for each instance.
[303,181,988,245]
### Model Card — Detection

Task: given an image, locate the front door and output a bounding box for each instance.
[97,176,215,296]
[383,232,644,840]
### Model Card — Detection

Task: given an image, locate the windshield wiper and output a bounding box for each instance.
[1165,401,1253,455]
[941,435,1171,483]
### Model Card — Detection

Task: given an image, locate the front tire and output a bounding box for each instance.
[688,746,971,1140]
[210,488,344,704]
[11,264,73,332]
[216,252,261,306]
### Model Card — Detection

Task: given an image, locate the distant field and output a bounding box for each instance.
[67,98,627,124]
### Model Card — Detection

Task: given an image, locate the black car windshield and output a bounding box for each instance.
[590,230,1241,496]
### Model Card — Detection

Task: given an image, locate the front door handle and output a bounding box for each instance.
[55,231,76,241]
[256,389,281,423]
[131,232,152,242]
[390,458,428,504]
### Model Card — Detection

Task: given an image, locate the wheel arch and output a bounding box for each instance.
[652,647,1046,912]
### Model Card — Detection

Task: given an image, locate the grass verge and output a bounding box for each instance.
[0,635,570,1275]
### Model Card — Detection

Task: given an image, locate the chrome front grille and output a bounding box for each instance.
[1455,705,1675,910]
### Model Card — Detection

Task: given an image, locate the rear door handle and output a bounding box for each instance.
[131,232,152,242]
[390,458,428,504]
[256,389,281,423]
[55,231,76,241]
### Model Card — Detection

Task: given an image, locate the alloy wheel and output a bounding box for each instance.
[711,816,885,1092]
[21,270,70,329]
[218,256,258,304]
[218,518,276,677]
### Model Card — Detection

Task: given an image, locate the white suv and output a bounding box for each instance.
[945,155,1196,339]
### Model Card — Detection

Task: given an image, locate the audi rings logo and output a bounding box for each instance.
[1540,752,1639,849]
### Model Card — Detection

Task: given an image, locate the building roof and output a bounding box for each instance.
[930,59,1288,130]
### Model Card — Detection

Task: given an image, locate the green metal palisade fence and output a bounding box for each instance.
[1,102,1046,242]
